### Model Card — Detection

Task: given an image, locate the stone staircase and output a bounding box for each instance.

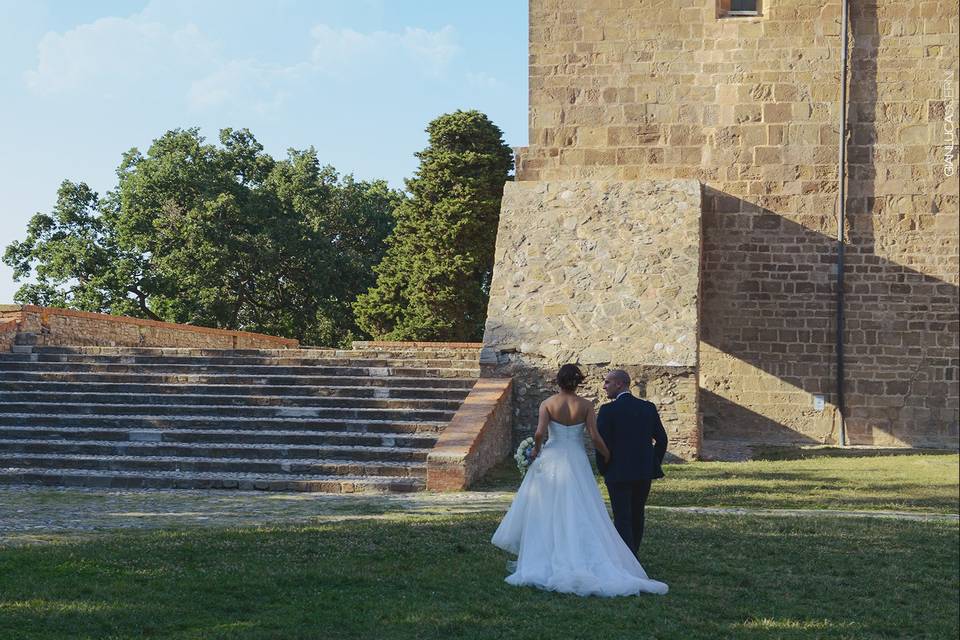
[0,345,480,492]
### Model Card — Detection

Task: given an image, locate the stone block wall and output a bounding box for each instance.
[519,0,959,450]
[0,305,299,350]
[483,180,702,460]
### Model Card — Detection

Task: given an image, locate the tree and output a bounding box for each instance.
[353,110,514,341]
[4,128,401,346]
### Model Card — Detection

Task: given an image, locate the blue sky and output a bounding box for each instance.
[0,0,528,303]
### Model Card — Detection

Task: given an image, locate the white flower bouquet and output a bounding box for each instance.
[514,436,536,478]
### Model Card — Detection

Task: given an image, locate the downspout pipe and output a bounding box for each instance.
[836,0,849,446]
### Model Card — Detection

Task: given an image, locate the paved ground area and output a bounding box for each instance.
[0,485,516,545]
[3,484,956,547]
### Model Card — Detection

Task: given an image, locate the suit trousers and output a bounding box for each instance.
[605,478,652,555]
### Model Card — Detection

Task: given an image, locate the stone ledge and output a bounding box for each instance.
[426,378,513,491]
[353,341,483,350]
[0,304,299,349]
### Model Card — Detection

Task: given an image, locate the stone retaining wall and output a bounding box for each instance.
[0,305,298,350]
[352,341,484,350]
[482,180,702,460]
[426,378,514,490]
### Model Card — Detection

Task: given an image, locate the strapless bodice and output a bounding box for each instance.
[547,420,585,445]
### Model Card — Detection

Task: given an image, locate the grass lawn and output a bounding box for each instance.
[1,511,957,640]
[479,452,960,514]
[2,453,957,638]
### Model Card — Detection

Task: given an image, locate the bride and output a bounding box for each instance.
[491,364,668,597]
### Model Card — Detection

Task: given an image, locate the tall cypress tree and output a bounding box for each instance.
[354,111,514,341]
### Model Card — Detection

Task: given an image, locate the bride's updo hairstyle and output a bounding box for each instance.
[556,364,586,392]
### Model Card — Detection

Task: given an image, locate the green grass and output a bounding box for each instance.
[478,453,960,514]
[1,512,956,640]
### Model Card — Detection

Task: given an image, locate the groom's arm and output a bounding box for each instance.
[596,405,612,472]
[650,404,668,464]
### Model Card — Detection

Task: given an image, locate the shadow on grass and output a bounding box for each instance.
[470,457,522,492]
[475,454,960,513]
[749,446,959,461]
[0,512,956,640]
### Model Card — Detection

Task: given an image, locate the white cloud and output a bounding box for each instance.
[25,16,217,94]
[187,23,461,110]
[187,59,303,112]
[23,14,461,111]
[309,24,459,77]
[466,71,500,89]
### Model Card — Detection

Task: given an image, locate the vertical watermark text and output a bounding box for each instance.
[943,70,957,177]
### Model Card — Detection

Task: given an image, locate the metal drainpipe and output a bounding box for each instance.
[835,0,849,447]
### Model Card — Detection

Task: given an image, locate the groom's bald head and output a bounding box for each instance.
[603,369,631,399]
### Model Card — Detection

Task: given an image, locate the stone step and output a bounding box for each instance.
[0,438,429,462]
[0,391,463,411]
[0,361,478,378]
[0,380,472,400]
[1,342,477,493]
[0,425,437,448]
[0,413,446,434]
[0,401,454,422]
[0,371,477,389]
[0,453,426,478]
[0,353,478,369]
[0,467,423,492]
[23,346,481,360]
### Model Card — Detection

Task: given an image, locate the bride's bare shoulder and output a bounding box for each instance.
[539,393,561,408]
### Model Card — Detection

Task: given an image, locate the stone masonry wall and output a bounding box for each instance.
[0,305,299,350]
[521,0,959,450]
[0,320,17,354]
[483,180,702,460]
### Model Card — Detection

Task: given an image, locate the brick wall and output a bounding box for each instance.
[427,378,514,490]
[0,305,299,350]
[521,0,959,450]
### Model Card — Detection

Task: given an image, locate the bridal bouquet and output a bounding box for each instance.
[514,437,536,477]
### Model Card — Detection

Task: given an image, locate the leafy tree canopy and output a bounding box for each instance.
[4,128,402,346]
[354,110,513,342]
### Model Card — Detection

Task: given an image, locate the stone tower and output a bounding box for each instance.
[483,0,959,459]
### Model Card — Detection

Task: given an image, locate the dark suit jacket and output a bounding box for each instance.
[596,393,668,482]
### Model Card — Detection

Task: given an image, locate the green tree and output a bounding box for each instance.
[4,128,401,346]
[354,110,513,341]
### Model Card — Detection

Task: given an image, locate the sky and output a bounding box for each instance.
[0,0,528,303]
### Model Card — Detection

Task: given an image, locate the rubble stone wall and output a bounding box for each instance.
[483,180,702,460]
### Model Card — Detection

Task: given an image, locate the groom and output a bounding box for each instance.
[596,369,668,555]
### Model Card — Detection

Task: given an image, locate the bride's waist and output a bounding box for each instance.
[544,438,586,448]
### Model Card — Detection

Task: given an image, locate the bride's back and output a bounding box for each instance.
[543,393,590,426]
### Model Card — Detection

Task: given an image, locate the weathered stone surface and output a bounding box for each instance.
[483,180,702,460]
[485,357,701,462]
[484,180,701,369]
[0,343,481,493]
[0,320,16,355]
[516,0,959,453]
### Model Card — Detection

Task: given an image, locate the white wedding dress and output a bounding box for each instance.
[491,421,668,597]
